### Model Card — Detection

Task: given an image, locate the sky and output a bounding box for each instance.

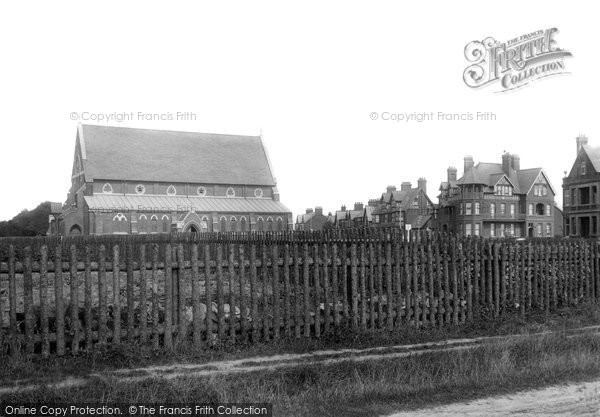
[0,1,596,221]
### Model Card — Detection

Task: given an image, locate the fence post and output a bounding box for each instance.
[386,239,394,330]
[284,243,292,337]
[138,244,147,345]
[350,243,359,330]
[229,244,237,344]
[191,243,202,348]
[151,244,159,348]
[84,244,92,351]
[314,244,322,337]
[40,245,50,357]
[8,245,17,356]
[427,241,436,326]
[24,246,34,354]
[239,244,248,343]
[249,244,258,342]
[458,240,465,324]
[294,242,302,337]
[359,242,367,330]
[217,244,226,342]
[69,244,80,354]
[303,243,311,338]
[370,241,377,329]
[322,243,331,335]
[272,243,281,340]
[396,240,404,328]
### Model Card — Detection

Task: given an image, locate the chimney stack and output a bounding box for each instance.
[511,154,520,171]
[341,205,347,212]
[464,156,474,173]
[306,208,314,214]
[417,177,427,195]
[502,152,511,175]
[401,181,412,191]
[447,167,457,182]
[315,206,323,215]
[577,134,588,155]
[354,202,364,211]
[386,185,396,193]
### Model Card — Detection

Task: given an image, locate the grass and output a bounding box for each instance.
[1,303,600,416]
[3,333,600,416]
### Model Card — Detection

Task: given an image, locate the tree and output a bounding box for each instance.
[0,202,52,237]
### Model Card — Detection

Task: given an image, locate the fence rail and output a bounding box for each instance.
[0,230,598,357]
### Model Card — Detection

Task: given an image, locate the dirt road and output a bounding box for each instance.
[387,379,600,417]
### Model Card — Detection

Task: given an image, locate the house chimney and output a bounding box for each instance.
[306,208,314,214]
[354,202,364,211]
[386,185,396,193]
[447,167,457,182]
[401,181,412,191]
[502,152,511,175]
[315,206,323,215]
[341,205,346,211]
[417,177,427,195]
[464,156,474,173]
[511,154,520,171]
[577,134,588,155]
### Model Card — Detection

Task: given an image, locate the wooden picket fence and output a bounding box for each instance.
[0,229,598,357]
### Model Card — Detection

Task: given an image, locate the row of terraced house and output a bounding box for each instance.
[298,134,599,239]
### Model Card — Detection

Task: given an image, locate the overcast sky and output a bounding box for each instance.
[0,1,596,221]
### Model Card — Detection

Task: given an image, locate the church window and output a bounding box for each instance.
[276,217,284,231]
[113,213,128,234]
[102,183,113,194]
[256,216,264,231]
[197,186,207,197]
[220,216,227,232]
[226,187,235,198]
[254,188,263,198]
[138,214,148,234]
[240,216,247,231]
[162,215,170,233]
[230,216,237,231]
[150,215,158,233]
[267,216,274,231]
[135,184,145,195]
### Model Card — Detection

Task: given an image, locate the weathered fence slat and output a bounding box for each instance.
[138,245,147,345]
[314,244,322,337]
[249,244,258,342]
[24,246,34,354]
[112,244,121,346]
[293,243,302,338]
[239,245,248,342]
[191,243,202,348]
[229,244,237,343]
[40,245,50,357]
[331,243,340,329]
[177,244,187,345]
[217,245,226,342]
[283,244,291,337]
[55,245,65,356]
[126,242,135,343]
[98,245,107,346]
[151,244,159,348]
[84,245,93,350]
[8,245,17,355]
[164,244,173,349]
[272,243,281,340]
[322,244,331,335]
[303,243,311,338]
[359,243,367,330]
[261,244,269,341]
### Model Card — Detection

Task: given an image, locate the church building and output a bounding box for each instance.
[54,124,292,235]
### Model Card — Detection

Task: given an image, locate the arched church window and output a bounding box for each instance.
[220,216,227,232]
[113,213,128,234]
[151,215,158,233]
[230,216,237,232]
[138,214,148,234]
[162,215,170,233]
[276,217,284,231]
[240,216,247,232]
[256,216,264,232]
[201,216,210,232]
[267,216,274,231]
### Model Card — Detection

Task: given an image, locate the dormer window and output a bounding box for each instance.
[581,162,587,176]
[102,183,113,194]
[135,184,145,195]
[226,187,235,198]
[167,185,177,196]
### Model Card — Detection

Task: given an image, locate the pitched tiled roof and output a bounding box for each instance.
[79,124,276,186]
[84,194,290,214]
[296,212,316,224]
[582,145,600,172]
[456,162,549,195]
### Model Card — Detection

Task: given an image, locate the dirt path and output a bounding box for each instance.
[2,325,600,397]
[386,379,600,417]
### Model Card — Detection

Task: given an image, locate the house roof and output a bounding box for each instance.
[582,145,600,172]
[84,194,290,214]
[79,124,276,186]
[296,211,316,224]
[456,162,550,195]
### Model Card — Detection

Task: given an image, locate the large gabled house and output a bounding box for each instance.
[437,153,557,238]
[54,124,292,235]
[563,135,600,237]
[371,179,435,231]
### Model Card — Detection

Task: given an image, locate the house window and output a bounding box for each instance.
[536,203,545,216]
[571,217,576,235]
[465,223,472,236]
[564,190,570,207]
[466,203,472,215]
[499,223,505,237]
[197,186,207,197]
[508,224,514,236]
[546,223,552,236]
[162,215,170,233]
[102,183,113,194]
[500,203,506,215]
[135,184,145,195]
[581,162,586,175]
[490,203,495,218]
[254,188,263,198]
[167,185,177,196]
[490,223,495,237]
[528,203,534,216]
[537,223,542,236]
[459,203,464,215]
[475,202,480,215]
[510,204,515,218]
[474,223,480,236]
[545,204,551,216]
[226,187,236,198]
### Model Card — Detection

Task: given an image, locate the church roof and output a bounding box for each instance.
[79,124,276,186]
[84,194,290,214]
